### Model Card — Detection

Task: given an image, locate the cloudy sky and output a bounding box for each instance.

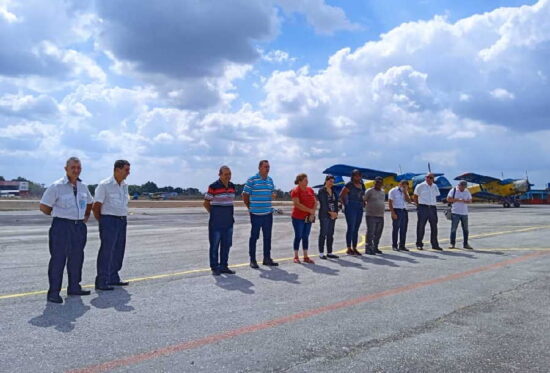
[1,0,549,190]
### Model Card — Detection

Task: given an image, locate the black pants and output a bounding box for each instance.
[48,218,87,295]
[96,215,127,286]
[392,209,408,248]
[416,204,439,248]
[318,217,336,254]
[366,216,384,251]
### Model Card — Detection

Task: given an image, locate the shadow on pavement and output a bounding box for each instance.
[214,274,254,294]
[359,255,400,267]
[29,296,90,333]
[404,251,443,260]
[437,250,476,258]
[90,287,134,312]
[259,267,300,284]
[331,257,368,270]
[379,252,418,263]
[300,262,339,276]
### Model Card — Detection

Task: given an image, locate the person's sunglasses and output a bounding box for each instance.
[427,176,434,179]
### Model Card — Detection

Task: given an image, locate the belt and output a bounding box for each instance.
[394,208,407,210]
[53,217,84,224]
[418,204,436,207]
[102,214,127,220]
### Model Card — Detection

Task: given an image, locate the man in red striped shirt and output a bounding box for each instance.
[204,166,236,276]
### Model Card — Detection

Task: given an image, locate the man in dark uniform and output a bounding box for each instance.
[204,165,236,276]
[39,157,94,303]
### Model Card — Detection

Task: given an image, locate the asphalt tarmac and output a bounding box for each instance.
[1,204,549,372]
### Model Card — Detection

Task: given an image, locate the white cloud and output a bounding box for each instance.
[490,88,515,100]
[275,0,359,34]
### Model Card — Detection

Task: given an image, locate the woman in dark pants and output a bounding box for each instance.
[339,169,365,256]
[318,175,339,259]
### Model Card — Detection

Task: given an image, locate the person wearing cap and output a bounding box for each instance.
[364,176,386,255]
[204,165,237,275]
[39,157,94,303]
[317,175,339,259]
[92,160,131,290]
[447,180,473,249]
[242,160,279,268]
[339,169,365,256]
[290,173,317,264]
[388,180,411,251]
[413,173,443,251]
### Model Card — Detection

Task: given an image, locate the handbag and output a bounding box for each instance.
[444,188,457,220]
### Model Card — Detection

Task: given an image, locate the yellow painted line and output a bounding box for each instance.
[1,225,549,301]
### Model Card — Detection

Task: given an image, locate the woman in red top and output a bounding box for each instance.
[291,173,317,264]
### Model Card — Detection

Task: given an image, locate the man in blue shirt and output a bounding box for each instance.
[242,160,279,268]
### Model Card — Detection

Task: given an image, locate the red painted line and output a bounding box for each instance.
[67,250,549,373]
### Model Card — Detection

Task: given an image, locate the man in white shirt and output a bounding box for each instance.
[447,180,473,249]
[388,180,411,251]
[92,160,131,290]
[39,157,94,303]
[413,173,443,251]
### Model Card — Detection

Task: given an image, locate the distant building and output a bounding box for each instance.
[520,189,550,205]
[0,181,30,197]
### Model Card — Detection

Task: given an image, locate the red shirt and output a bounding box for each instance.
[291,186,316,220]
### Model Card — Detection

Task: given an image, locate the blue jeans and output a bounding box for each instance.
[292,217,313,251]
[392,209,408,248]
[209,225,233,270]
[48,218,87,295]
[249,213,273,262]
[450,213,469,246]
[96,215,127,286]
[344,203,363,248]
[318,217,336,253]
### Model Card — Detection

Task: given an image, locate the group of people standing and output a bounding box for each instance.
[39,158,473,303]
[39,157,131,304]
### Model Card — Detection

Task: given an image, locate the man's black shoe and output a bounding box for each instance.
[365,249,376,255]
[95,285,114,291]
[262,259,279,266]
[220,268,236,274]
[211,269,221,276]
[375,249,383,254]
[319,254,327,260]
[47,294,63,304]
[110,281,129,286]
[399,247,409,252]
[327,253,339,259]
[250,261,259,269]
[432,246,443,251]
[416,246,423,250]
[67,289,91,296]
[392,247,400,251]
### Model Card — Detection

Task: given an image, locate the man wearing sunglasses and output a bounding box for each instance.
[413,173,443,251]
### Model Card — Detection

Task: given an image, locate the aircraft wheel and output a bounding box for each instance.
[503,202,511,208]
[513,202,520,208]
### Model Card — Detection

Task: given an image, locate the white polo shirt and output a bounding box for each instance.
[448,188,472,215]
[94,176,129,217]
[414,181,440,206]
[388,186,407,209]
[40,176,94,220]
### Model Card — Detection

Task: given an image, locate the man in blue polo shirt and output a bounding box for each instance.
[243,160,279,268]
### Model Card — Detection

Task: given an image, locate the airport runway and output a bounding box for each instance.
[1,204,550,372]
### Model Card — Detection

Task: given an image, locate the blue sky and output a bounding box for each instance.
[0,0,548,190]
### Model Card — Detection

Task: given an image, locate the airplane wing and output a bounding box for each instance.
[454,173,500,184]
[470,190,503,200]
[323,164,396,179]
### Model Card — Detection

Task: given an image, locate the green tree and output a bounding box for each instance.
[0,176,5,181]
[141,181,158,194]
[88,184,98,196]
